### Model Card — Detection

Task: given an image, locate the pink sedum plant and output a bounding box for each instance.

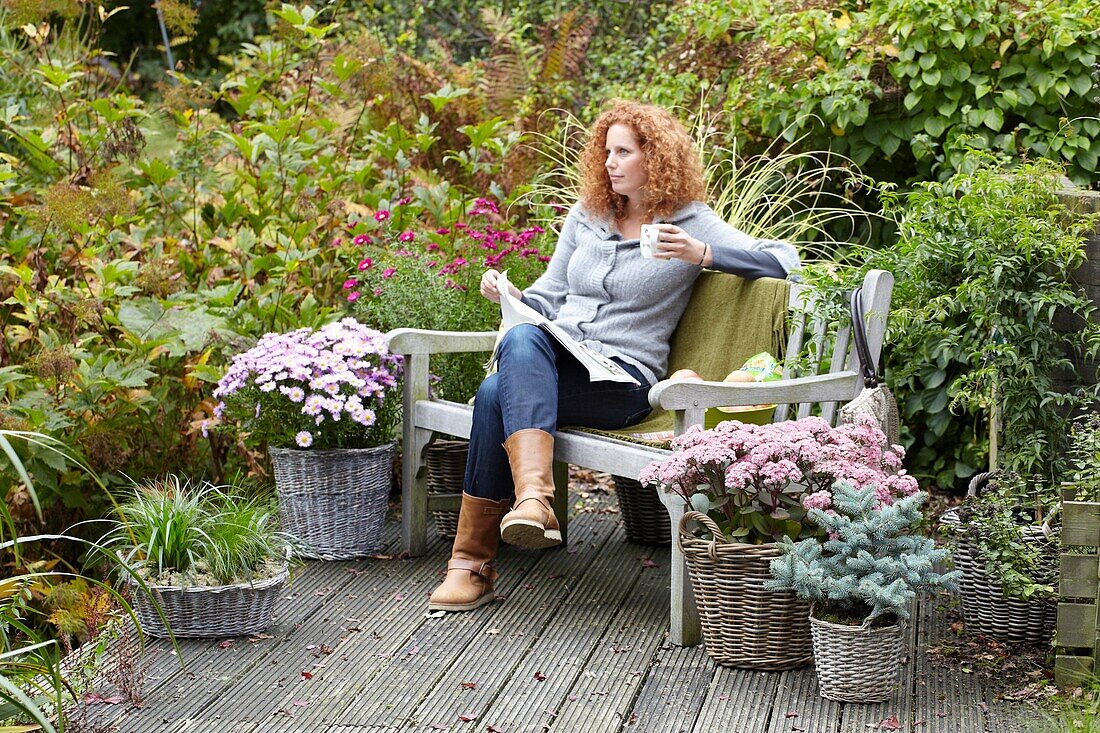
[638,415,918,544]
[211,318,402,450]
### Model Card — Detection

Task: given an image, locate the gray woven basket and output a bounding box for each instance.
[939,472,1057,644]
[678,511,813,670]
[125,555,289,639]
[426,439,468,538]
[613,476,671,545]
[809,613,904,703]
[270,443,394,560]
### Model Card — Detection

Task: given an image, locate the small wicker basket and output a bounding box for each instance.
[124,553,289,639]
[939,472,1057,644]
[270,443,394,560]
[809,612,904,703]
[426,439,469,538]
[678,511,813,670]
[613,476,670,545]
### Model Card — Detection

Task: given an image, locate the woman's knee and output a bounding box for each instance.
[499,323,550,361]
[473,373,502,413]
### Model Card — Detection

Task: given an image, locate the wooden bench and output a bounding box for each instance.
[386,268,893,647]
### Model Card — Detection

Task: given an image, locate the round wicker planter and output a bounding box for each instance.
[678,511,813,670]
[939,472,1057,644]
[125,556,289,639]
[270,443,394,560]
[425,439,469,538]
[809,612,904,703]
[613,476,670,545]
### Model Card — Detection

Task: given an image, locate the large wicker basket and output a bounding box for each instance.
[613,476,670,545]
[678,511,813,670]
[270,443,394,560]
[939,472,1057,643]
[123,554,289,639]
[426,439,468,538]
[809,612,904,702]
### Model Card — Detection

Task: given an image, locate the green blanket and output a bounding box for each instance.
[573,272,791,443]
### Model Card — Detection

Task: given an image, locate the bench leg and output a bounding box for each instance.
[663,498,701,646]
[401,426,434,557]
[552,460,569,548]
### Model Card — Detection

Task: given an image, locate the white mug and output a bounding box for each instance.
[639,224,660,259]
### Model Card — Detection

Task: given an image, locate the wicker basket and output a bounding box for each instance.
[426,439,469,538]
[678,511,813,670]
[270,443,394,560]
[613,476,670,545]
[939,472,1057,643]
[809,612,904,702]
[123,554,289,639]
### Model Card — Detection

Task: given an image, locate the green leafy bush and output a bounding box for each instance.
[872,154,1100,489]
[664,0,1100,185]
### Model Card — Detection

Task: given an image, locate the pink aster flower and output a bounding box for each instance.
[353,234,371,246]
[347,291,360,302]
[331,237,342,247]
[295,431,313,448]
[343,278,357,289]
[382,267,396,279]
[398,230,415,243]
[374,210,390,222]
[357,258,373,271]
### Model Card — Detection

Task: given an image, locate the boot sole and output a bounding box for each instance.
[427,592,496,612]
[500,518,562,549]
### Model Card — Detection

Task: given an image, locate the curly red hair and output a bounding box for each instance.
[578,100,706,222]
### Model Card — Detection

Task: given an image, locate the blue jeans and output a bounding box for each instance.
[464,324,653,501]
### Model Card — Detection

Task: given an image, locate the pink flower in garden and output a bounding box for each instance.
[426,243,440,252]
[354,234,372,246]
[382,267,396,279]
[373,287,383,296]
[295,431,313,448]
[396,196,412,206]
[803,491,833,510]
[343,279,358,289]
[454,222,467,230]
[347,291,360,303]
[436,227,450,235]
[358,258,373,271]
[332,237,342,247]
[538,255,551,263]
[471,197,499,216]
[398,230,415,243]
[374,210,390,222]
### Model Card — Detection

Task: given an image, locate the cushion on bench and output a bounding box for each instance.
[571,272,791,445]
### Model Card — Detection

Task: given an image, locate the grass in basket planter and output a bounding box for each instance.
[103,475,295,588]
[639,415,919,544]
[210,317,402,451]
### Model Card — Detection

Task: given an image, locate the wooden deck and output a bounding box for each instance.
[85,488,1039,733]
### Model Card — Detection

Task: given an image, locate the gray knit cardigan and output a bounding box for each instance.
[520,202,800,386]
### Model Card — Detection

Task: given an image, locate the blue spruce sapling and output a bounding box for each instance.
[767,481,959,625]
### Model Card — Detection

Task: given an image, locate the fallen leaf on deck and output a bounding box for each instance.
[300,671,313,680]
[461,681,477,689]
[877,714,902,730]
[83,693,124,705]
[394,592,406,600]
[429,725,448,731]
[218,640,233,649]
[978,702,989,713]
[292,700,309,707]
[640,558,659,569]
[785,711,799,718]
[426,610,446,618]
[249,633,274,643]
[534,671,547,681]
[458,713,476,722]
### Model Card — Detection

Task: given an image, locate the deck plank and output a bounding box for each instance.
[912,598,986,733]
[314,505,617,730]
[624,644,712,733]
[767,668,839,733]
[691,668,779,733]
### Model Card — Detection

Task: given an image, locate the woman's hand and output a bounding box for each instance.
[653,224,711,267]
[480,268,523,304]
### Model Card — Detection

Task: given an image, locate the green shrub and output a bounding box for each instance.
[872,154,1100,489]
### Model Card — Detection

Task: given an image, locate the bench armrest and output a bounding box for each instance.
[648,372,861,411]
[385,328,498,356]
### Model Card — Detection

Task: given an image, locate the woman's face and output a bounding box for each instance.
[604,123,648,203]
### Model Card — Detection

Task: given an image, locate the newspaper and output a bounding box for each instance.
[487,271,641,385]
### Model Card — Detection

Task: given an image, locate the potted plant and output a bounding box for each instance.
[212,317,401,559]
[943,471,1060,644]
[102,476,294,638]
[767,481,958,702]
[639,414,919,669]
[344,198,549,537]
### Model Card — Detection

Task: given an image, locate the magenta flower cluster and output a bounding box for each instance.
[212,318,402,449]
[638,415,917,541]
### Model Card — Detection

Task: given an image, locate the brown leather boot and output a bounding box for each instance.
[500,429,561,549]
[428,493,511,612]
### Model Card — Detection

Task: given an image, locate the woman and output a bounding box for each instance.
[428,100,800,612]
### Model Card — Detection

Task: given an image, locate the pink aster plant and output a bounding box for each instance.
[211,318,402,450]
[638,415,917,544]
